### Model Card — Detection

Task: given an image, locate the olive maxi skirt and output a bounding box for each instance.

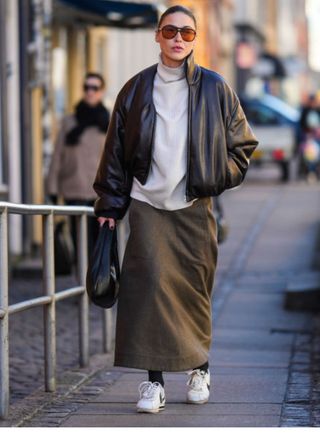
[113,196,218,372]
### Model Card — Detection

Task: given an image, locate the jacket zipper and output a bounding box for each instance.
[144,102,156,183]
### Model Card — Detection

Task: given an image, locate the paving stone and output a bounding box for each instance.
[216,308,310,331]
[42,412,71,418]
[281,420,310,427]
[212,374,288,404]
[61,412,281,427]
[286,389,311,402]
[292,352,311,364]
[212,327,294,350]
[75,402,282,417]
[282,404,310,418]
[210,348,291,368]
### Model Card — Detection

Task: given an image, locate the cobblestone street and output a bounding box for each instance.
[7,275,111,404]
[1,164,320,427]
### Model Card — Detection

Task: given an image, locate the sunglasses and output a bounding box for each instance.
[83,84,101,92]
[158,25,196,42]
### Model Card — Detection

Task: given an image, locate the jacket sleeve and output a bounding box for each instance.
[93,90,132,220]
[225,93,259,190]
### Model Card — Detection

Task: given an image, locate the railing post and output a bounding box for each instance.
[101,216,127,353]
[42,211,56,392]
[101,217,126,352]
[77,213,89,367]
[0,207,9,419]
[102,309,113,353]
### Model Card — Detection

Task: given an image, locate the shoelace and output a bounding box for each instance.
[186,369,207,390]
[139,381,162,399]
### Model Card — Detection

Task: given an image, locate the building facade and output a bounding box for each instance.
[233,0,310,105]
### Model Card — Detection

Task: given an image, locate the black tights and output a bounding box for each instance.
[148,361,209,388]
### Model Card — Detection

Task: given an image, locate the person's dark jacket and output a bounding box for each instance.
[299,105,320,134]
[93,50,259,220]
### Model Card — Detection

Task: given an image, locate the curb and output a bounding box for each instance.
[0,352,116,427]
[284,221,320,311]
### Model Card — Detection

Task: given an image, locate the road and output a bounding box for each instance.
[2,162,320,427]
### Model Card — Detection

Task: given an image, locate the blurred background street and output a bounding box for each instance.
[1,0,320,428]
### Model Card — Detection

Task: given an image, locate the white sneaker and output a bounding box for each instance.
[186,369,210,404]
[136,381,166,413]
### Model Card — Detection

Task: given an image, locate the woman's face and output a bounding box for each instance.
[155,12,197,67]
[82,76,105,106]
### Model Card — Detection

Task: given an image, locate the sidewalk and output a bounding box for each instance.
[6,175,320,427]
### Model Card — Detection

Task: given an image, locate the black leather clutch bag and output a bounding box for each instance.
[86,224,120,309]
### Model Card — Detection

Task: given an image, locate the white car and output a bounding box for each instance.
[240,94,300,181]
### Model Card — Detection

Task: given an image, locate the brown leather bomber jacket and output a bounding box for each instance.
[93,50,259,220]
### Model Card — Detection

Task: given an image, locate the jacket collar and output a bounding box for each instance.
[184,49,201,85]
[146,49,201,87]
[141,50,201,108]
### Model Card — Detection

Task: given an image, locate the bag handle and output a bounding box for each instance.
[112,226,121,280]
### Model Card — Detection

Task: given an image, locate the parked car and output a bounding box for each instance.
[239,94,300,181]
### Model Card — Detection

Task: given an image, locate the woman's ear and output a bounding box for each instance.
[155,30,160,43]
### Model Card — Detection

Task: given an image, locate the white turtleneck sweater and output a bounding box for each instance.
[130,52,198,210]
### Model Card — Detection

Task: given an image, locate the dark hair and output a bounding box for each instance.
[157,4,197,29]
[84,72,105,89]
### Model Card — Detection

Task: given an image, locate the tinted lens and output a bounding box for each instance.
[180,28,196,42]
[161,25,177,39]
[84,84,100,92]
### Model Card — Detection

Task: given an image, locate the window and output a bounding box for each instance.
[244,104,281,125]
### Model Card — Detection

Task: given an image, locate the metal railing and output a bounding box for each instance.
[0,201,114,419]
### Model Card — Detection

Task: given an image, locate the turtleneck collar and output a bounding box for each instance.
[157,52,186,83]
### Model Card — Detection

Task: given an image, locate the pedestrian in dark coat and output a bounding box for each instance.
[93,5,258,413]
[46,72,110,258]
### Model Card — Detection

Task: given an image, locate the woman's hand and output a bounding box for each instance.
[98,217,116,230]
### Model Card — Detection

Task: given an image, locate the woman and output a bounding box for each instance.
[47,72,110,258]
[93,5,258,413]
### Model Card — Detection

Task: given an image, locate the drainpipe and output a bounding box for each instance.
[0,0,9,200]
[5,0,23,255]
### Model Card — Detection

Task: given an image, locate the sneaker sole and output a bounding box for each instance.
[186,397,209,405]
[137,404,165,414]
